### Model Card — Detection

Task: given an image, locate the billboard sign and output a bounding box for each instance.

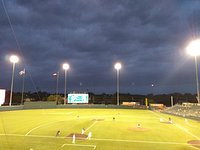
[68,94,89,103]
[0,89,6,105]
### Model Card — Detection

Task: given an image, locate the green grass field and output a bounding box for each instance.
[0,108,200,150]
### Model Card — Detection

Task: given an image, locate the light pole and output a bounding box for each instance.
[19,68,25,105]
[114,62,122,105]
[62,63,69,105]
[9,55,19,106]
[186,39,200,103]
[53,72,59,104]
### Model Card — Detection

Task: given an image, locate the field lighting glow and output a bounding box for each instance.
[114,62,122,70]
[9,55,19,63]
[62,63,69,70]
[186,39,200,56]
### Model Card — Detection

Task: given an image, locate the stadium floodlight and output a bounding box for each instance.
[53,72,59,105]
[186,39,200,56]
[114,62,122,106]
[62,63,69,105]
[19,68,25,105]
[186,39,200,103]
[9,55,19,106]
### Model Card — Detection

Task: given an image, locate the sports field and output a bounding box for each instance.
[0,108,199,150]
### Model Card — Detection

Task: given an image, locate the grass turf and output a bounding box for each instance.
[0,108,199,150]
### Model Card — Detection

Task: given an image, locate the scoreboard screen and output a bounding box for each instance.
[0,89,6,105]
[68,94,89,103]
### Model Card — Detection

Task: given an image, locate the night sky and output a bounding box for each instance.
[1,0,200,94]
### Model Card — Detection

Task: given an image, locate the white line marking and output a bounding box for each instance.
[175,124,200,140]
[61,144,96,149]
[0,133,196,146]
[25,122,53,136]
[149,111,200,140]
[24,114,141,136]
[25,119,71,136]
[92,137,191,145]
[25,115,101,136]
[185,120,199,129]
[0,133,25,137]
[42,112,73,115]
[188,145,200,150]
[85,121,97,132]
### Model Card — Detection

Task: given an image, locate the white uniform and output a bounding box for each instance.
[82,128,85,134]
[88,132,92,140]
[72,134,76,144]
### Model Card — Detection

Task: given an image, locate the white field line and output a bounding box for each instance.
[185,121,199,129]
[91,137,193,146]
[190,146,200,150]
[85,121,97,132]
[61,143,96,149]
[25,115,100,136]
[25,118,72,136]
[117,115,158,119]
[25,122,55,136]
[42,112,73,115]
[185,121,195,128]
[0,133,196,146]
[175,124,200,140]
[149,111,200,140]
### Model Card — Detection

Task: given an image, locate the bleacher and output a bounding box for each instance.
[163,103,200,120]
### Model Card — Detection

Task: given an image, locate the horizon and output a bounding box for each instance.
[1,0,200,95]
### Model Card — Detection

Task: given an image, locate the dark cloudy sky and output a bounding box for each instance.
[0,0,200,94]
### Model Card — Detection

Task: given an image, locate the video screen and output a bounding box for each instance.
[68,94,89,103]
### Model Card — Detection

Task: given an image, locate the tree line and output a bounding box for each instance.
[3,91,198,106]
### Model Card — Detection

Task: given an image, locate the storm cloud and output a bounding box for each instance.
[0,0,200,94]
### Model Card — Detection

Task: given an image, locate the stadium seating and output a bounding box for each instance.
[163,103,200,119]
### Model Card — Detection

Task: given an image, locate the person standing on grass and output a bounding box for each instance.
[88,131,92,140]
[72,134,76,144]
[168,117,172,124]
[56,130,60,136]
[113,117,115,121]
[82,128,85,135]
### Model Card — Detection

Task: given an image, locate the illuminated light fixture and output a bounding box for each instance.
[62,63,69,70]
[114,62,122,70]
[10,55,19,63]
[186,39,200,103]
[186,39,200,56]
[62,63,70,105]
[114,62,122,106]
[9,55,19,106]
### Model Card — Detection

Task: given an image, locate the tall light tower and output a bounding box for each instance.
[9,55,19,106]
[114,62,122,105]
[62,63,69,105]
[186,39,200,103]
[53,72,59,105]
[19,68,25,105]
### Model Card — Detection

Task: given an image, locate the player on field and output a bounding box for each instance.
[56,130,60,136]
[72,134,76,144]
[137,123,141,128]
[82,128,85,135]
[168,117,172,123]
[88,132,92,140]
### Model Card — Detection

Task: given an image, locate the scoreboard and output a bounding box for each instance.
[0,89,6,105]
[68,94,89,103]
